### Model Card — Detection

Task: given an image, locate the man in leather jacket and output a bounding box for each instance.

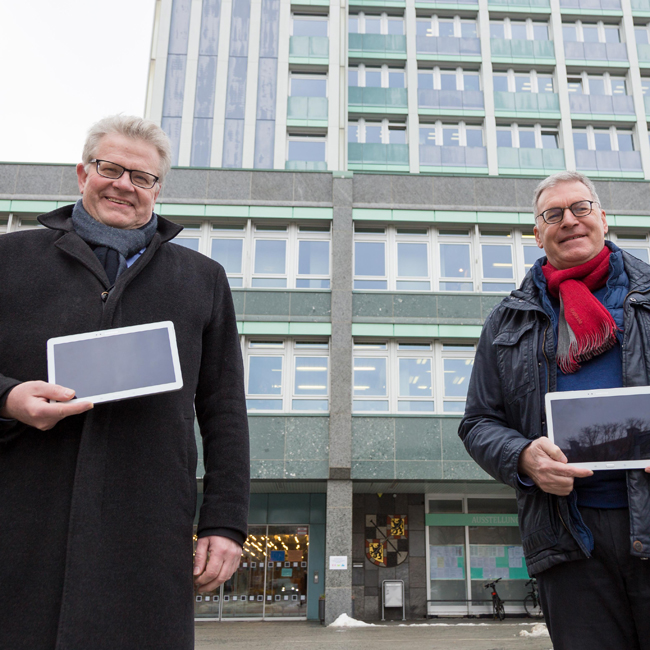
[459,171,650,650]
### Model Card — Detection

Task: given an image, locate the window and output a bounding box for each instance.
[353,224,537,292]
[417,67,480,91]
[244,340,330,412]
[636,25,650,46]
[573,126,636,151]
[562,21,619,43]
[349,12,404,35]
[419,122,484,147]
[609,232,650,263]
[291,15,328,37]
[0,218,8,235]
[567,73,628,96]
[493,71,554,93]
[349,65,405,88]
[290,73,327,97]
[168,220,331,289]
[416,16,477,38]
[496,124,559,149]
[352,341,476,413]
[287,135,327,167]
[348,119,407,144]
[490,19,549,40]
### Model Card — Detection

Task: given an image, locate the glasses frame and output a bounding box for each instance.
[536,200,598,225]
[90,159,160,189]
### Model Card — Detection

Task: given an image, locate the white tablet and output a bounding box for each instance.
[546,386,650,470]
[47,321,183,404]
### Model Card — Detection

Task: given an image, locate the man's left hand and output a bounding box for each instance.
[193,535,242,592]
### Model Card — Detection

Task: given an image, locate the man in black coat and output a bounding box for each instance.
[0,115,250,649]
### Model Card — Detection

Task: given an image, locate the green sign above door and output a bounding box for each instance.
[425,513,519,527]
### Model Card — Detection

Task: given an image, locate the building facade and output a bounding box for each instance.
[3,168,650,624]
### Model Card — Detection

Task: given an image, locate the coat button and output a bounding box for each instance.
[630,297,637,302]
[633,540,644,552]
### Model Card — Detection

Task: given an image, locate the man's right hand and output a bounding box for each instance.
[518,437,593,496]
[0,381,93,431]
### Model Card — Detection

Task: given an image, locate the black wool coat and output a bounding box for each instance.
[0,206,250,650]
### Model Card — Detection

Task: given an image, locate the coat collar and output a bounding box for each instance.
[37,204,183,243]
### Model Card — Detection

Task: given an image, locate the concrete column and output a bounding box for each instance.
[328,0,343,170]
[621,0,650,179]
[178,0,204,165]
[329,175,353,475]
[210,0,234,166]
[478,0,498,175]
[273,0,292,168]
[241,0,263,168]
[405,0,420,173]
[147,0,173,123]
[325,479,353,624]
[550,0,576,170]
[324,175,354,625]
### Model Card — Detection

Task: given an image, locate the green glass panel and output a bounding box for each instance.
[542,148,565,170]
[514,92,538,111]
[363,143,388,164]
[289,36,310,57]
[638,44,650,62]
[645,96,650,115]
[386,87,408,106]
[537,93,560,112]
[348,86,364,105]
[348,143,364,163]
[493,91,516,110]
[534,40,555,58]
[530,0,550,6]
[308,96,328,118]
[518,147,544,169]
[362,34,387,52]
[363,87,388,106]
[386,143,409,164]
[310,36,329,57]
[497,147,520,167]
[490,39,511,57]
[510,39,534,58]
[349,33,363,50]
[287,96,309,118]
[385,35,407,53]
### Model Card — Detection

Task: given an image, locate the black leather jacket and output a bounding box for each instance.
[459,250,650,575]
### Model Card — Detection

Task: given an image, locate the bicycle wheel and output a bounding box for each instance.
[524,594,543,618]
[496,600,505,621]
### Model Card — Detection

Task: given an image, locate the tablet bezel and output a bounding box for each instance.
[545,386,650,470]
[47,321,183,404]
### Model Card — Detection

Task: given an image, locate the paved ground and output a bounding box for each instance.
[195,619,553,650]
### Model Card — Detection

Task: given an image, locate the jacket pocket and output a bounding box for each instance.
[518,491,558,560]
[493,319,537,403]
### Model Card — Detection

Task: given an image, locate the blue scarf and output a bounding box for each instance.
[71,199,158,282]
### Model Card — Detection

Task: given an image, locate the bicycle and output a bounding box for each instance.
[523,578,544,618]
[484,577,505,621]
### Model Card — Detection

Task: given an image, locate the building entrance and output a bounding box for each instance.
[194,524,310,620]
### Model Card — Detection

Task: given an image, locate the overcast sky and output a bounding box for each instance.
[0,0,156,165]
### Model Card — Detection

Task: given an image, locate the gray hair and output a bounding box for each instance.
[533,171,601,217]
[81,115,172,184]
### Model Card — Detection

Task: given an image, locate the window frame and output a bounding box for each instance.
[243,338,331,413]
[352,340,477,414]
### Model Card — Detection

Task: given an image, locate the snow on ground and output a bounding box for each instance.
[329,614,377,627]
[519,623,550,638]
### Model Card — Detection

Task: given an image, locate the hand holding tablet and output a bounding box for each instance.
[0,380,93,431]
[47,321,183,405]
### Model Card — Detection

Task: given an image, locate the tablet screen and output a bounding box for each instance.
[49,323,182,402]
[549,392,650,464]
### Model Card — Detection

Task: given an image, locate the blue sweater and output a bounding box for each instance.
[532,244,628,509]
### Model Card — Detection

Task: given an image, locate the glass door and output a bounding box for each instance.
[264,526,310,617]
[194,524,309,619]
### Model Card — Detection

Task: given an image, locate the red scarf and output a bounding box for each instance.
[542,246,618,374]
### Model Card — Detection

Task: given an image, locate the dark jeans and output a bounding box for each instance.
[536,507,650,650]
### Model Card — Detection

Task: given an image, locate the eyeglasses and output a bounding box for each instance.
[90,159,159,189]
[536,200,598,225]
